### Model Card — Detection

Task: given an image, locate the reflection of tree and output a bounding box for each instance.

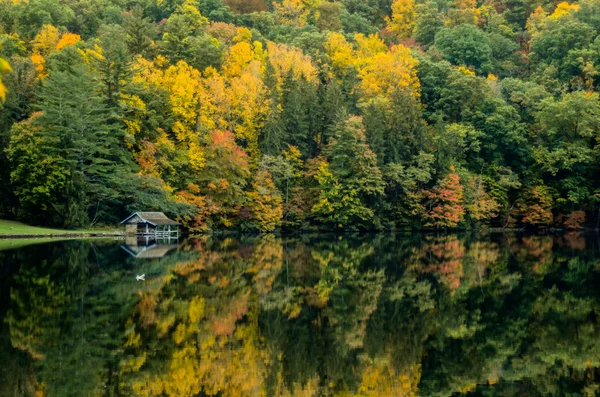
[0,233,599,396]
[411,235,466,291]
[120,236,284,396]
[3,240,198,397]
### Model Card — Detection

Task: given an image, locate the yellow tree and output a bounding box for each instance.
[324,32,354,76]
[222,36,269,164]
[386,0,416,40]
[357,44,420,102]
[133,57,207,171]
[274,0,311,27]
[549,1,580,19]
[31,25,60,78]
[266,41,317,91]
[56,33,81,50]
[525,6,547,41]
[0,56,10,102]
[163,61,205,170]
[30,26,81,78]
[354,33,387,67]
[247,170,283,232]
[227,65,269,164]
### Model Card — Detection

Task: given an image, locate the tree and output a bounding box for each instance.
[247,170,284,232]
[0,55,10,102]
[423,167,465,228]
[357,44,421,104]
[90,25,133,110]
[386,0,415,40]
[434,25,492,73]
[317,1,343,31]
[6,116,69,219]
[517,185,554,227]
[313,116,384,229]
[531,91,600,212]
[447,0,480,26]
[24,51,139,226]
[413,1,443,46]
[123,6,158,56]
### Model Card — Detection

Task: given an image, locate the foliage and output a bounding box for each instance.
[0,0,600,230]
[247,170,284,232]
[423,167,465,228]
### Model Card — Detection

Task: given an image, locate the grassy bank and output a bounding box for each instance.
[0,219,119,237]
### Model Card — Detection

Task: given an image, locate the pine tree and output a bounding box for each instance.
[33,52,137,225]
[363,99,389,165]
[282,71,310,155]
[312,115,384,229]
[260,60,286,156]
[320,78,346,147]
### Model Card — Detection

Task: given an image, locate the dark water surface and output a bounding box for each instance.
[0,233,599,396]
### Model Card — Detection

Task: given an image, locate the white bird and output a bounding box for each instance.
[136,274,145,281]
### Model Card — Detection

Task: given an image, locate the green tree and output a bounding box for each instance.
[123,6,158,56]
[24,51,139,226]
[434,24,493,73]
[313,115,384,229]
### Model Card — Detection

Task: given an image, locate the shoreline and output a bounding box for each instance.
[0,232,124,240]
[2,228,596,240]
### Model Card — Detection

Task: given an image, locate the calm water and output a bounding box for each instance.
[0,233,599,396]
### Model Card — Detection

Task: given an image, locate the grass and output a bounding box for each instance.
[0,219,118,236]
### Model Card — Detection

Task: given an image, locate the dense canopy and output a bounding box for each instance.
[1,0,600,231]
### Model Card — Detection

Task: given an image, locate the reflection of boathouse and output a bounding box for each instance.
[121,241,179,259]
[121,212,180,238]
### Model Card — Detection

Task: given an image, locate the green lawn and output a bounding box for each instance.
[0,219,118,236]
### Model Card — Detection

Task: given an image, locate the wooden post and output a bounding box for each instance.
[145,223,149,235]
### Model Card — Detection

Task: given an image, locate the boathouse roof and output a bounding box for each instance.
[121,212,180,226]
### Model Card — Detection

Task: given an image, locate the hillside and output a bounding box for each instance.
[0,0,599,231]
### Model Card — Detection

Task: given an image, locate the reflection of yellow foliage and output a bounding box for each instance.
[248,234,283,293]
[189,296,206,323]
[341,357,421,397]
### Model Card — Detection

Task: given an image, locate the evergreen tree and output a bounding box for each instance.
[260,60,286,156]
[313,115,384,229]
[31,52,136,225]
[282,71,311,155]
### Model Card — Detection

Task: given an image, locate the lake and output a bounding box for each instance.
[0,233,599,396]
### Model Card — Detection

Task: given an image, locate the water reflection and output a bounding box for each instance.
[0,233,598,396]
[121,237,181,259]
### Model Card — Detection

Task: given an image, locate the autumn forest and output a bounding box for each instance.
[1,0,600,231]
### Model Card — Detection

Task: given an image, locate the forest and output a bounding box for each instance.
[0,0,599,231]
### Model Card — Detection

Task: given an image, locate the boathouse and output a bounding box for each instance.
[121,212,180,237]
